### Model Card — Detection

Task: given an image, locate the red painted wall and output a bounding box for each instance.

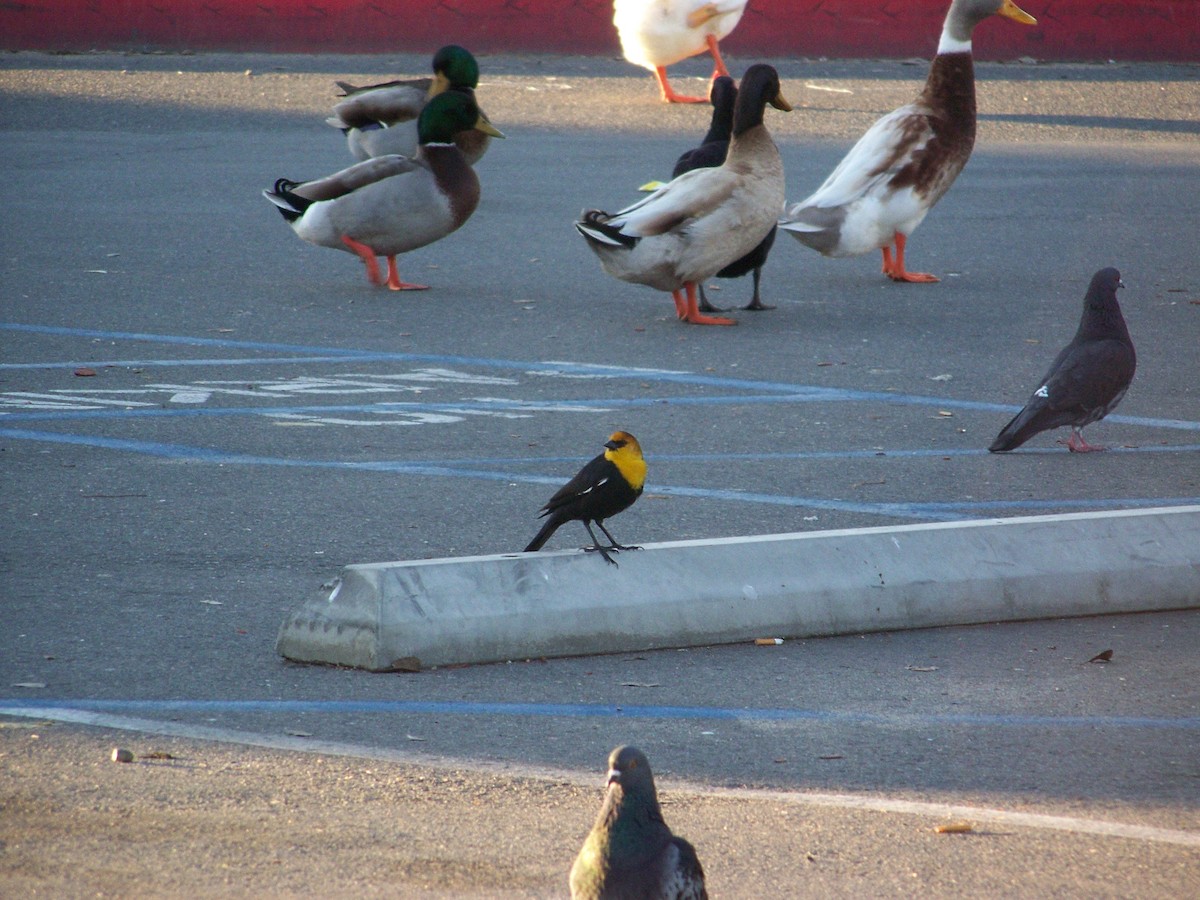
[2,1,1197,61]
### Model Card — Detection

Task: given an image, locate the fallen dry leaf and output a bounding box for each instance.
[74,368,97,377]
[1089,649,1114,663]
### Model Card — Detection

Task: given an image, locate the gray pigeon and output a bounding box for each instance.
[570,746,707,900]
[989,267,1135,452]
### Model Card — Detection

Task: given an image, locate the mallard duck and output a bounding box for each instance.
[613,0,748,103]
[671,73,777,312]
[779,0,1036,282]
[265,90,504,291]
[326,44,492,165]
[576,64,790,326]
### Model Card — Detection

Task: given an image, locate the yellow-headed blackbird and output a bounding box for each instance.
[523,431,646,565]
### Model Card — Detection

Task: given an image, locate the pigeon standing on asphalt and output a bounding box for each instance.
[989,267,1135,452]
[570,746,707,900]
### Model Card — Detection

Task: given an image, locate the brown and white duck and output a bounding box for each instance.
[575,64,790,326]
[265,90,503,291]
[779,0,1036,282]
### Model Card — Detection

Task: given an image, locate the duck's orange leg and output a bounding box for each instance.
[341,235,383,285]
[653,66,708,104]
[385,255,429,291]
[705,34,730,80]
[680,282,737,326]
[671,289,689,319]
[883,232,939,283]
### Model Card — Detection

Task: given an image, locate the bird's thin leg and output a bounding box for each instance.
[697,283,726,312]
[597,521,640,553]
[581,521,618,565]
[884,232,939,283]
[1066,427,1106,452]
[681,282,737,326]
[385,256,429,291]
[341,235,383,286]
[705,34,731,80]
[653,66,708,104]
[742,266,775,310]
[671,289,689,320]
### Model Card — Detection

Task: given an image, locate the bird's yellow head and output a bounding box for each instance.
[603,431,647,490]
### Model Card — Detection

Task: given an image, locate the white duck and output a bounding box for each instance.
[613,0,748,103]
[779,0,1036,282]
[576,64,790,326]
[265,91,503,291]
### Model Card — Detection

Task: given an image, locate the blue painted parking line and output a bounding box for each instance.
[5,321,1200,431]
[2,427,1197,518]
[2,697,1196,730]
[4,322,1198,522]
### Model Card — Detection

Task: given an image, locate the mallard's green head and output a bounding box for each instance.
[417,89,504,145]
[429,44,480,96]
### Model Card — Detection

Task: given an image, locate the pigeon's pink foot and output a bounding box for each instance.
[1065,430,1106,452]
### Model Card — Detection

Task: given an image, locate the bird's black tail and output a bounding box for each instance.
[575,211,637,249]
[524,514,562,553]
[989,405,1045,452]
[262,179,311,223]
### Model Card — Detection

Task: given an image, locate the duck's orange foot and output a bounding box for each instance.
[654,67,709,104]
[684,310,738,325]
[887,269,940,284]
[678,283,736,325]
[385,256,429,291]
[881,233,939,283]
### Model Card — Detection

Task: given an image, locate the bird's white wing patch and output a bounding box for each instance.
[615,168,737,237]
[798,105,929,211]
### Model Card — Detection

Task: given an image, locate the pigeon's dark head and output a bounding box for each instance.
[1091,267,1124,296]
[1084,267,1125,315]
[606,745,655,794]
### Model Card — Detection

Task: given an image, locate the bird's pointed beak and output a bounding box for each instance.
[1117,278,1125,289]
[771,91,793,112]
[606,768,621,785]
[998,0,1037,26]
[475,113,505,138]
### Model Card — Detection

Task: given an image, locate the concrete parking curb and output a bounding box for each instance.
[276,506,1200,670]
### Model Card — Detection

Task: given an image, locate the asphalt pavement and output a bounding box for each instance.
[1,51,1198,897]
